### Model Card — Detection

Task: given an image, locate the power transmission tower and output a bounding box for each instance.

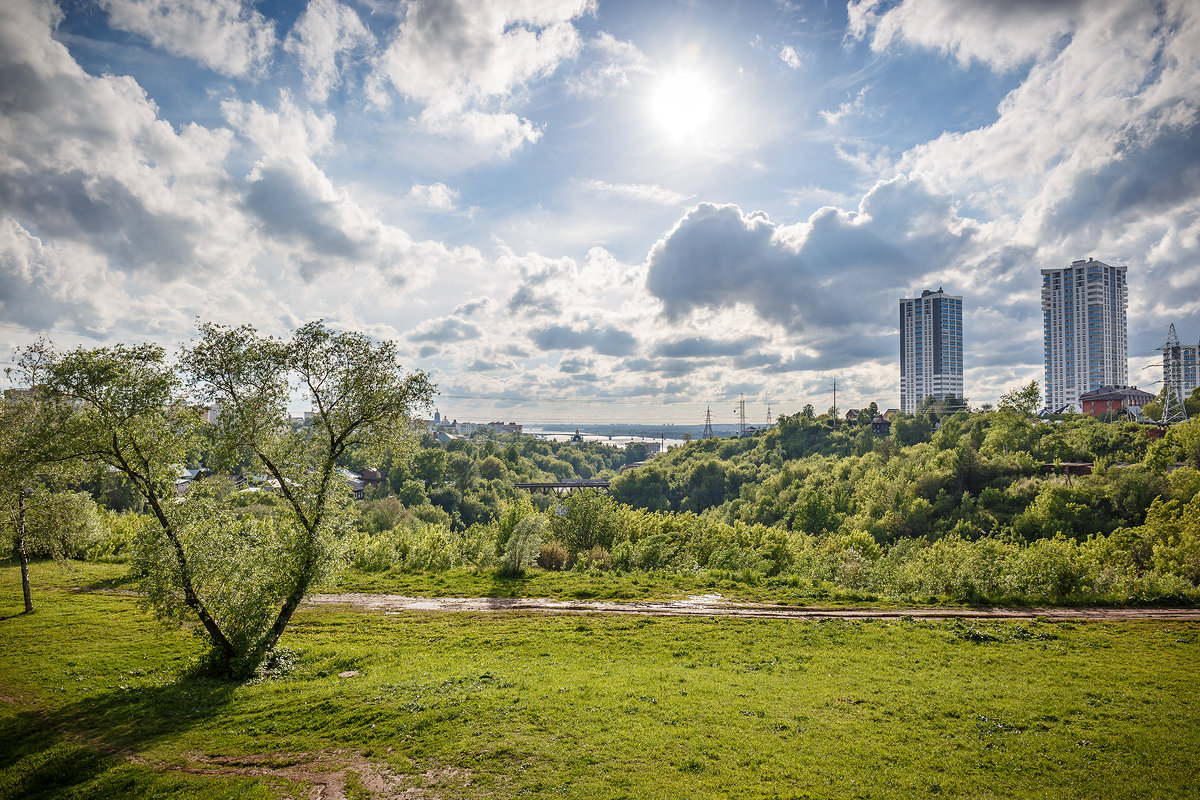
[735,394,746,438]
[702,406,714,439]
[766,403,772,428]
[1160,324,1189,424]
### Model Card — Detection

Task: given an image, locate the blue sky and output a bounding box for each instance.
[2,0,1198,424]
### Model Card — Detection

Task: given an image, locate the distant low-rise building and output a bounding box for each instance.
[487,421,522,434]
[1079,385,1153,419]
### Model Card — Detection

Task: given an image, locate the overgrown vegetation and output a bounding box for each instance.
[10,391,1200,609]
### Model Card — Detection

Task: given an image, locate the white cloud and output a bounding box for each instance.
[581,179,693,206]
[409,182,459,211]
[567,32,651,97]
[372,0,589,157]
[224,95,486,286]
[416,106,543,158]
[846,0,1082,71]
[0,0,247,288]
[779,45,802,69]
[644,176,984,359]
[820,85,870,126]
[284,0,374,104]
[100,0,277,77]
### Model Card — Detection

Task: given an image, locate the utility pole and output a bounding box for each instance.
[832,380,838,418]
[1160,324,1189,424]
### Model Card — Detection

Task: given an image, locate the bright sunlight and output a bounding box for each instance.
[650,70,715,140]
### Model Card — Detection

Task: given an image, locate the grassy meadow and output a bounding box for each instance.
[2,561,1199,800]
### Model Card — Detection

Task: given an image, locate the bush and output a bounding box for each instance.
[498,516,546,578]
[537,540,569,571]
[86,510,151,562]
[583,545,613,571]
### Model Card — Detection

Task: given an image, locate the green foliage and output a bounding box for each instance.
[999,380,1042,416]
[536,540,569,570]
[550,491,620,554]
[27,320,432,677]
[6,489,106,561]
[498,515,546,578]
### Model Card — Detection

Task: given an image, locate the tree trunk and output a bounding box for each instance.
[17,489,32,613]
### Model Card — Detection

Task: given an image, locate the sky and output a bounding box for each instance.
[1,0,1198,425]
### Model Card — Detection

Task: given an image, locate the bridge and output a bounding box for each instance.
[513,480,611,494]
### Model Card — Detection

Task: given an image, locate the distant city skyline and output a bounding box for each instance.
[2,1,1198,423]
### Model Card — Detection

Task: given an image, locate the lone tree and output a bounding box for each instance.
[39,321,432,676]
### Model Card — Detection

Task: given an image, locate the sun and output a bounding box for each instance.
[649,70,715,141]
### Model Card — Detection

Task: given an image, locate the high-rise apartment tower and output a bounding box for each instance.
[1041,258,1128,412]
[900,288,963,414]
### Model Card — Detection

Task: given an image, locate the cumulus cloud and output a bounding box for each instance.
[372,0,588,156]
[644,177,980,364]
[847,0,1082,71]
[224,94,484,285]
[779,45,802,69]
[284,0,374,103]
[502,247,635,317]
[531,323,637,357]
[0,217,125,332]
[0,0,246,289]
[101,0,277,77]
[408,315,483,344]
[409,182,459,210]
[652,336,767,359]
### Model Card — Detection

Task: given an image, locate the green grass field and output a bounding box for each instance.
[2,561,1198,799]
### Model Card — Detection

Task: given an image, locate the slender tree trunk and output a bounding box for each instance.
[17,489,32,613]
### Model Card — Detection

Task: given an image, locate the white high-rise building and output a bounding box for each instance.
[900,288,963,414]
[1041,258,1128,412]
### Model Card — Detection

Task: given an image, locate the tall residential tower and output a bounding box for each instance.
[1041,258,1128,412]
[900,288,963,414]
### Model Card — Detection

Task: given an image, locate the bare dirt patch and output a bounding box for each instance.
[305,593,1200,622]
[155,750,468,800]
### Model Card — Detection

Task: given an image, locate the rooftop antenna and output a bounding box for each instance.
[1159,324,1189,424]
[702,406,714,439]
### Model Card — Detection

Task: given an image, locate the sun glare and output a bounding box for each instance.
[650,70,715,141]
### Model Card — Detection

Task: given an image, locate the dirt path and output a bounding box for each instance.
[306,593,1200,621]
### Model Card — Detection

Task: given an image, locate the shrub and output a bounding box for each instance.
[498,516,546,578]
[583,545,613,571]
[537,540,569,570]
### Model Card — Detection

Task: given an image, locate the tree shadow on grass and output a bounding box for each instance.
[0,678,243,799]
[487,573,530,599]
